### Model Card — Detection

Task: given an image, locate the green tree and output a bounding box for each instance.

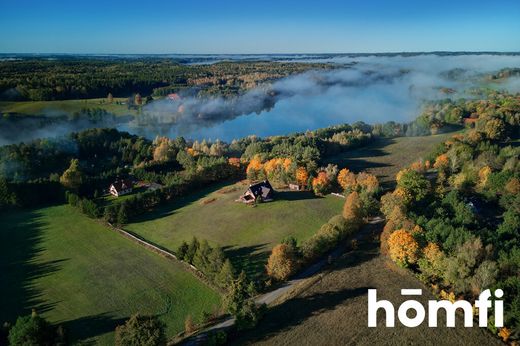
[176,241,189,260]
[216,259,235,288]
[114,313,166,346]
[8,310,54,346]
[224,271,250,316]
[185,237,200,263]
[396,169,430,204]
[117,203,128,226]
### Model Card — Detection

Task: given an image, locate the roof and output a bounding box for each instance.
[167,93,181,101]
[111,179,133,192]
[247,180,273,199]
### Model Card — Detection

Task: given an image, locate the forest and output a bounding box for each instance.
[381,95,520,340]
[0,58,331,101]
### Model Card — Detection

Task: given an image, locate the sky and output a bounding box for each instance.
[1,0,519,54]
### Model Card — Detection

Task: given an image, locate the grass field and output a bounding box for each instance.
[0,205,221,345]
[329,133,454,187]
[0,98,138,116]
[125,134,453,278]
[126,181,345,277]
[232,223,501,346]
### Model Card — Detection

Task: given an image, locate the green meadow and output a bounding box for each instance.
[0,205,220,345]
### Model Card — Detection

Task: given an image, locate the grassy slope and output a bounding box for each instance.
[126,181,344,276]
[232,224,501,346]
[0,205,220,345]
[0,98,137,116]
[125,134,452,276]
[329,133,453,186]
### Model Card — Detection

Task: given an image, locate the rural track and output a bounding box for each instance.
[181,216,385,345]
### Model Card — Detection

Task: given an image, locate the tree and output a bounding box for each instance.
[312,171,331,195]
[337,168,356,192]
[418,242,445,280]
[266,244,299,281]
[59,159,83,190]
[478,165,492,187]
[0,176,15,209]
[246,155,264,181]
[295,167,309,188]
[117,203,128,226]
[176,241,189,260]
[433,153,449,171]
[184,315,195,334]
[115,313,166,346]
[356,172,379,194]
[396,169,430,204]
[185,237,200,263]
[342,191,363,224]
[224,271,251,316]
[387,229,419,267]
[153,138,175,162]
[380,192,405,218]
[482,117,506,140]
[8,310,54,346]
[216,259,235,288]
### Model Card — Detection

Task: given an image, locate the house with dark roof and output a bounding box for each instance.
[239,180,274,204]
[109,179,133,197]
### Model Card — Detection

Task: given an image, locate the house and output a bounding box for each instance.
[239,180,274,204]
[109,179,133,197]
[167,93,181,101]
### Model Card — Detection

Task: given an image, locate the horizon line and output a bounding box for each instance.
[1,50,520,56]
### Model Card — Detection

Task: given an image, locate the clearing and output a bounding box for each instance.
[0,205,221,345]
[125,181,344,277]
[329,133,454,187]
[0,98,138,117]
[126,134,452,277]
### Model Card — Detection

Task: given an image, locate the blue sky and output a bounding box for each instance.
[1,0,519,54]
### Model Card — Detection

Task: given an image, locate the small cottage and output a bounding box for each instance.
[109,179,133,197]
[239,180,274,204]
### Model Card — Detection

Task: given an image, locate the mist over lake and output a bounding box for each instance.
[2,53,520,144]
[126,53,520,142]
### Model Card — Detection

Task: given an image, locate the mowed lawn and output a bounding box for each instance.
[126,182,344,276]
[0,98,138,116]
[0,205,221,345]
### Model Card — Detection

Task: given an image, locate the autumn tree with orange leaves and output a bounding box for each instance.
[356,172,379,194]
[433,153,449,171]
[266,244,299,281]
[312,171,331,195]
[387,229,419,267]
[337,168,357,192]
[296,167,309,188]
[246,155,264,181]
[342,191,364,225]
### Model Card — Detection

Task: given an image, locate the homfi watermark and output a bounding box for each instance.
[368,289,503,328]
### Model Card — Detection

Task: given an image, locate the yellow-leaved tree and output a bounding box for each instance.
[266,244,298,281]
[387,229,419,267]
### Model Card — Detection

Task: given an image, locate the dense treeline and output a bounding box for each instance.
[410,90,520,136]
[381,94,520,342]
[0,59,331,101]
